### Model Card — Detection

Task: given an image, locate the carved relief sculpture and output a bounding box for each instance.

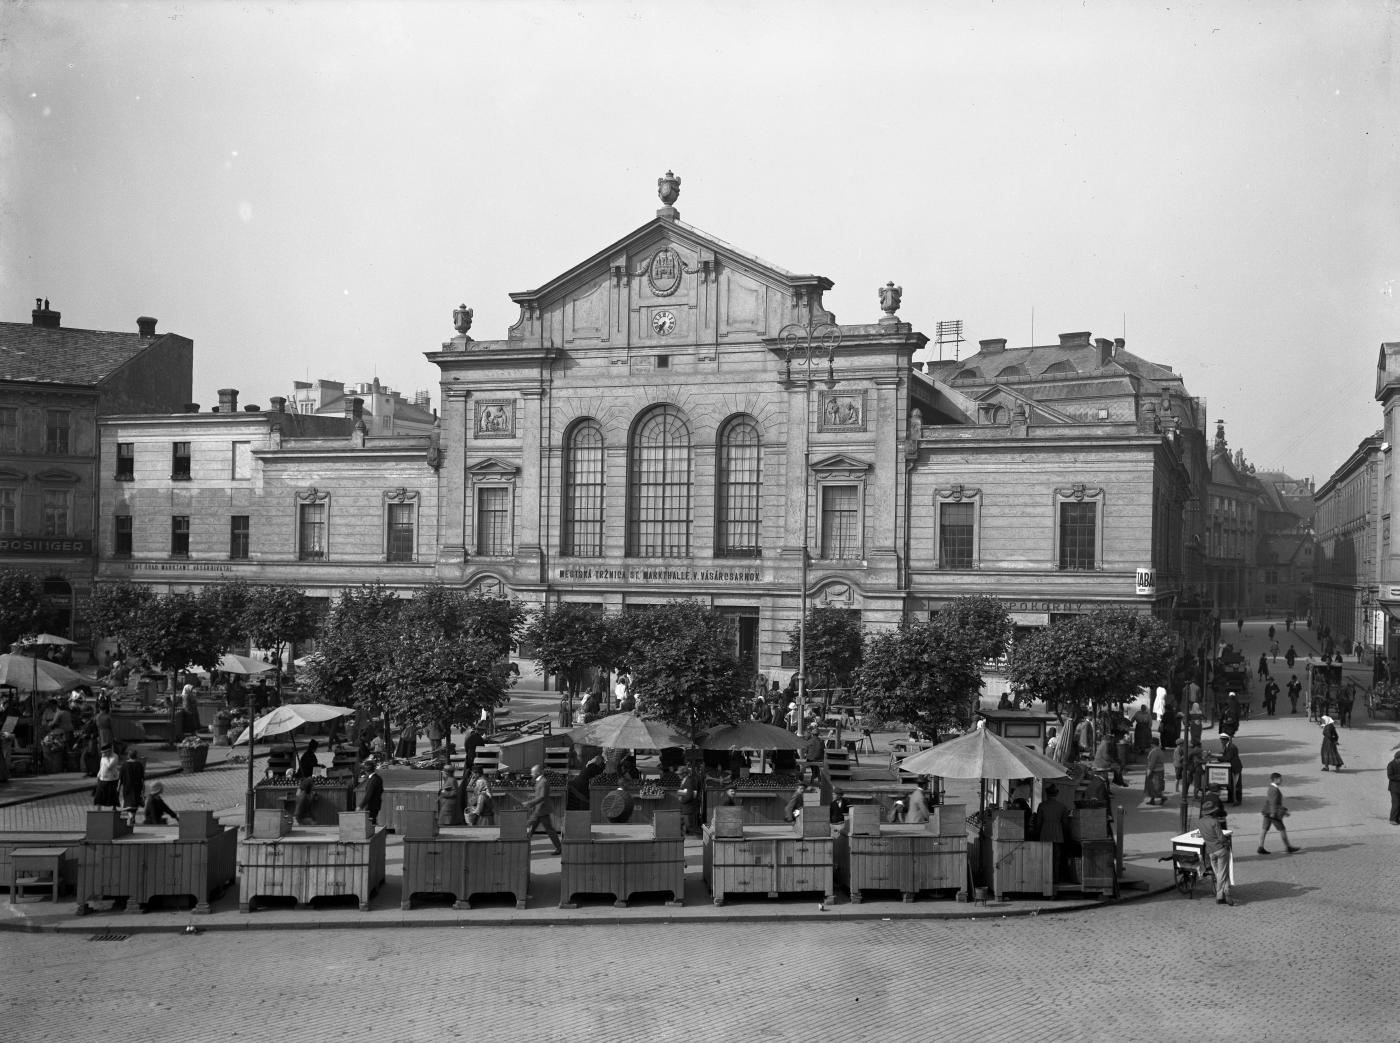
[818,390,867,432]
[474,399,515,438]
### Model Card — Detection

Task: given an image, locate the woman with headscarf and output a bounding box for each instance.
[180,683,201,736]
[1143,737,1167,805]
[1319,716,1344,772]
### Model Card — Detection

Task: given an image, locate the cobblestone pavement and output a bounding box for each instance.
[3,621,1397,1041]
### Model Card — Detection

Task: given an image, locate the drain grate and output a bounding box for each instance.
[88,933,129,942]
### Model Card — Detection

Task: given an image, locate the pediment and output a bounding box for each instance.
[810,453,870,479]
[973,385,1076,425]
[465,458,520,480]
[33,468,82,484]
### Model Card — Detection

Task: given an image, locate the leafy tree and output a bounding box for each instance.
[0,569,48,648]
[84,580,157,654]
[1008,609,1177,717]
[786,607,864,707]
[239,584,319,682]
[305,584,400,720]
[622,600,748,739]
[852,615,986,739]
[522,602,611,698]
[939,595,1014,663]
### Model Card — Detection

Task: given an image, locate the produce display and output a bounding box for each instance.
[727,773,803,789]
[492,770,568,788]
[255,776,347,789]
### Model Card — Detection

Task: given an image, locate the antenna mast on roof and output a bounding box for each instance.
[934,319,965,362]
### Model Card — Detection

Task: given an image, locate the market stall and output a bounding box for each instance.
[702,806,834,907]
[237,811,386,912]
[253,777,356,825]
[400,811,530,910]
[75,810,237,915]
[834,803,967,903]
[559,809,685,908]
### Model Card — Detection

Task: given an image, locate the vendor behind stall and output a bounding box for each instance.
[567,754,606,810]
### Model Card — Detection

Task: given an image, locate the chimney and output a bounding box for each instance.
[1058,331,1092,348]
[1094,337,1114,365]
[184,403,201,413]
[343,397,355,418]
[218,388,239,413]
[270,396,287,413]
[979,338,1007,354]
[136,316,157,339]
[31,298,60,329]
[1113,337,1125,353]
[243,404,260,412]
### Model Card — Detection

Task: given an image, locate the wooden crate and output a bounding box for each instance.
[796,810,830,838]
[704,826,834,906]
[253,809,291,839]
[473,746,502,774]
[496,811,527,841]
[991,809,1029,841]
[339,812,373,841]
[1078,839,1116,892]
[824,748,852,782]
[382,786,439,834]
[85,811,132,842]
[399,810,439,840]
[238,828,387,912]
[401,827,530,910]
[559,824,685,908]
[178,811,220,841]
[992,839,1055,899]
[1070,810,1110,841]
[931,803,966,837]
[848,805,881,836]
[710,806,745,838]
[76,827,238,914]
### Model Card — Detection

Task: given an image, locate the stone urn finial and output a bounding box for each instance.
[453,303,474,338]
[878,281,903,322]
[657,170,681,207]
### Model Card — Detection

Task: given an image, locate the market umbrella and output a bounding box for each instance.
[697,721,805,751]
[898,721,1069,781]
[0,653,89,693]
[232,702,355,746]
[567,712,688,751]
[25,633,75,647]
[215,653,279,676]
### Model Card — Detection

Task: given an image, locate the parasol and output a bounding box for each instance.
[232,703,354,746]
[0,654,90,693]
[567,712,689,751]
[215,653,279,676]
[697,721,805,751]
[25,633,76,647]
[897,721,1069,781]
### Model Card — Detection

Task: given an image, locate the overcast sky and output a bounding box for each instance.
[2,0,1395,482]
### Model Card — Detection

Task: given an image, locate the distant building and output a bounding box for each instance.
[0,299,192,641]
[1253,470,1315,622]
[290,377,435,436]
[1314,431,1383,657]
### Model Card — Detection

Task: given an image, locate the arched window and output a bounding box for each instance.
[628,405,691,557]
[953,368,981,381]
[996,364,1028,379]
[1043,360,1078,376]
[563,420,605,557]
[716,416,761,557]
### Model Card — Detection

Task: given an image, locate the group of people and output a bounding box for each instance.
[90,743,179,825]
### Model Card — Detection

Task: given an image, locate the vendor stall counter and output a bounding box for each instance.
[400,812,531,909]
[76,811,237,915]
[559,810,685,908]
[834,803,967,903]
[702,808,834,907]
[238,812,386,912]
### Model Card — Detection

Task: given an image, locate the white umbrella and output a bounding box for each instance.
[0,653,89,693]
[24,633,76,646]
[898,722,1068,780]
[215,653,279,676]
[232,702,354,745]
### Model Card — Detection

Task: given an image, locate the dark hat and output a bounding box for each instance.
[1199,794,1227,818]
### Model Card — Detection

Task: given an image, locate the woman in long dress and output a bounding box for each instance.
[1319,716,1344,771]
[1143,738,1167,804]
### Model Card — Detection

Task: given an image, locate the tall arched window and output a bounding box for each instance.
[716,416,761,557]
[563,420,605,557]
[628,405,691,557]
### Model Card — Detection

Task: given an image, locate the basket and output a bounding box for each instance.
[179,744,209,774]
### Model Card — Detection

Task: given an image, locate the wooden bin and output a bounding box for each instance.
[339,812,373,841]
[85,811,133,843]
[848,805,882,837]
[399,811,439,840]
[711,806,745,838]
[824,748,853,782]
[179,811,220,841]
[931,803,966,837]
[253,809,291,839]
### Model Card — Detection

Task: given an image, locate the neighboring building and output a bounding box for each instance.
[1254,470,1314,623]
[0,299,192,642]
[95,389,439,656]
[1203,423,1263,619]
[1314,430,1384,658]
[290,377,436,436]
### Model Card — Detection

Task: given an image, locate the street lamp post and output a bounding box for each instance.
[779,314,842,739]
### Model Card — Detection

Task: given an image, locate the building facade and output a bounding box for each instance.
[1312,432,1382,654]
[290,377,436,436]
[0,300,192,643]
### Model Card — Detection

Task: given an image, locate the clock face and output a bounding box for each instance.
[651,310,676,336]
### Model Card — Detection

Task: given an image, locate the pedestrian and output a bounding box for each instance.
[461,721,484,776]
[1286,615,1293,632]
[1262,678,1279,716]
[359,758,384,825]
[803,728,826,784]
[1218,693,1240,738]
[1187,701,1204,746]
[677,763,704,836]
[1197,791,1235,906]
[1075,716,1094,761]
[118,747,145,820]
[1092,733,1126,787]
[1237,617,1245,633]
[1337,682,1355,727]
[93,745,121,808]
[293,777,319,825]
[1388,750,1400,826]
[296,739,320,780]
[93,695,115,752]
[1319,717,1343,772]
[181,682,201,737]
[142,780,179,825]
[1256,653,1270,682]
[1285,645,1297,668]
[1268,624,1276,642]
[1035,782,1072,879]
[1256,772,1299,855]
[1143,737,1167,805]
[436,768,461,826]
[1131,704,1153,754]
[1219,734,1243,805]
[612,672,629,715]
[1269,639,1280,663]
[466,770,496,826]
[1286,675,1302,714]
[522,762,562,854]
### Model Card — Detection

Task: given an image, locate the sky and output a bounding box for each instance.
[1,0,1396,482]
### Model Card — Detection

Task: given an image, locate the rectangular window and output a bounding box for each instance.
[0,407,18,452]
[41,490,70,536]
[477,486,511,556]
[0,487,17,536]
[170,515,190,557]
[231,441,252,480]
[939,501,975,569]
[114,515,133,557]
[819,484,859,559]
[172,441,191,480]
[386,502,415,562]
[115,442,135,480]
[298,503,326,560]
[45,410,70,455]
[1058,501,1097,570]
[229,515,250,560]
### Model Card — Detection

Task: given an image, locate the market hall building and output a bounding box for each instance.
[428,174,1204,676]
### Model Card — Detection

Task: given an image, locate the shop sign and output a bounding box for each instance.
[1135,567,1156,596]
[0,537,93,557]
[557,565,763,584]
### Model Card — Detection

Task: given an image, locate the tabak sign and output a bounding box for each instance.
[1135,568,1156,596]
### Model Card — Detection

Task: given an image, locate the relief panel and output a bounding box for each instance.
[720,273,765,336]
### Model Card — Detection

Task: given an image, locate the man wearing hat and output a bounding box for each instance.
[1218,734,1243,806]
[1197,790,1234,905]
[359,758,384,826]
[828,787,852,835]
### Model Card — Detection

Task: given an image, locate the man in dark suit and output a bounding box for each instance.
[1197,792,1234,906]
[360,759,384,826]
[524,763,562,855]
[1219,735,1244,805]
[1387,750,1400,826]
[1257,772,1299,855]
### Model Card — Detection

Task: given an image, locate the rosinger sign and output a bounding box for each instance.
[0,537,93,557]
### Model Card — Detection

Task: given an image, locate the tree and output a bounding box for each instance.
[786,607,864,706]
[239,584,319,680]
[522,602,611,699]
[305,584,400,720]
[939,595,1014,663]
[86,581,229,688]
[0,569,48,648]
[852,616,986,739]
[84,580,156,655]
[621,600,748,739]
[1008,608,1177,717]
